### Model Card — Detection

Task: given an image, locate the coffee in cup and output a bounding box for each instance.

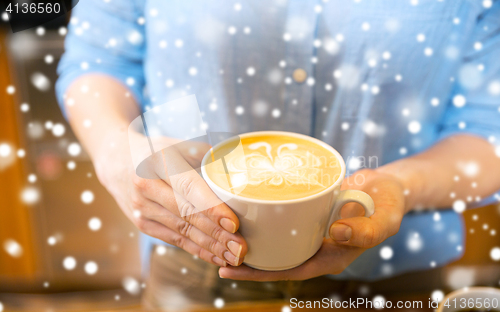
[201,131,374,271]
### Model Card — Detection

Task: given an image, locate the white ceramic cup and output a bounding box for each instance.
[438,287,500,312]
[201,131,375,271]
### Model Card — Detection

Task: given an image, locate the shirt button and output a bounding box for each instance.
[292,68,307,83]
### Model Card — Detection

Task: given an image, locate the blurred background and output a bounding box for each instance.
[0,5,499,312]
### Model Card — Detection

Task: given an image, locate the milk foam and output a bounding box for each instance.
[224,141,327,189]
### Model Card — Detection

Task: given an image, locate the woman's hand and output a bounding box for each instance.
[218,169,405,281]
[94,132,247,267]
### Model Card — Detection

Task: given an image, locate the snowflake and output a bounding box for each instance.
[372,295,386,309]
[282,306,291,312]
[452,200,466,213]
[165,79,174,88]
[27,174,37,183]
[21,187,40,204]
[174,39,183,48]
[235,106,244,115]
[6,85,15,94]
[122,277,140,295]
[433,212,441,221]
[67,161,76,170]
[156,245,167,255]
[88,217,102,231]
[188,67,198,76]
[385,19,400,32]
[408,121,421,134]
[380,246,393,260]
[47,236,57,245]
[4,239,23,258]
[363,120,385,137]
[323,38,339,55]
[81,190,94,204]
[246,67,255,76]
[44,55,54,64]
[52,123,65,137]
[488,81,500,96]
[227,26,237,35]
[84,261,98,275]
[406,232,423,252]
[431,290,444,302]
[63,256,77,270]
[458,161,479,177]
[252,101,268,117]
[214,298,225,309]
[448,268,475,289]
[490,247,500,261]
[36,27,46,36]
[68,143,82,156]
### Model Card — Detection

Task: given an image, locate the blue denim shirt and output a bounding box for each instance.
[56,0,500,280]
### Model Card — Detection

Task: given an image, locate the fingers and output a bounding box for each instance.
[159,148,241,234]
[130,180,246,265]
[150,203,244,266]
[219,240,365,281]
[330,178,404,248]
[136,217,225,266]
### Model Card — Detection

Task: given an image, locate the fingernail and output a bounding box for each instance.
[220,218,237,233]
[227,240,242,258]
[224,251,239,266]
[212,256,227,267]
[331,224,352,241]
[218,268,227,279]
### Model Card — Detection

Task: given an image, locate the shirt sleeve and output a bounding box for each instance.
[438,3,500,142]
[55,0,145,118]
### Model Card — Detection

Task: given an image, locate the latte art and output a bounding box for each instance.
[205,134,341,201]
[227,142,327,188]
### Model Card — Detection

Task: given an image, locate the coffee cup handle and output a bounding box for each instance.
[324,190,375,238]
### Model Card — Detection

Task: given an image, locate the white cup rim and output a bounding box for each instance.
[201,131,346,205]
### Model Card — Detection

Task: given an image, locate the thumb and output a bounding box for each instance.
[329,209,401,248]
